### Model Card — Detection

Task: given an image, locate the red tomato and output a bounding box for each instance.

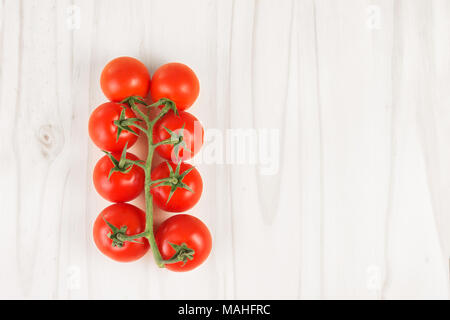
[89,102,139,152]
[93,152,145,203]
[150,63,200,111]
[153,111,204,162]
[151,162,203,213]
[93,203,149,263]
[155,215,212,272]
[101,57,151,102]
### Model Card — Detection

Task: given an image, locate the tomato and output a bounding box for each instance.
[153,111,204,162]
[150,63,200,111]
[155,215,212,272]
[89,102,139,152]
[93,152,145,203]
[93,203,149,263]
[101,57,151,102]
[151,162,203,213]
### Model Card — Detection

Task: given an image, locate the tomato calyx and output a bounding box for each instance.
[148,98,179,115]
[151,162,195,204]
[104,143,145,179]
[103,216,146,248]
[121,95,148,107]
[155,125,191,162]
[162,242,195,266]
[113,107,143,142]
[120,96,152,126]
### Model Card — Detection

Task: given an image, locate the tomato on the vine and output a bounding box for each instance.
[151,162,203,213]
[153,110,204,162]
[150,63,200,111]
[93,152,145,203]
[93,203,149,263]
[89,102,139,152]
[101,57,151,102]
[91,58,210,270]
[155,214,212,272]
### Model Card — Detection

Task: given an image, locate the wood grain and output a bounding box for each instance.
[0,0,449,299]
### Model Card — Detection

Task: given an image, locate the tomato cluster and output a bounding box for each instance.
[89,57,211,272]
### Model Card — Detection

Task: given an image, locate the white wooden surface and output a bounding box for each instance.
[0,0,449,300]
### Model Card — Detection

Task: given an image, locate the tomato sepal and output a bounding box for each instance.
[148,98,179,115]
[151,161,196,204]
[155,125,192,162]
[113,106,143,142]
[121,96,152,124]
[103,143,145,180]
[162,242,195,267]
[121,95,148,107]
[102,216,145,248]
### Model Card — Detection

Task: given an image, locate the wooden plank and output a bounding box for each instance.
[0,0,449,299]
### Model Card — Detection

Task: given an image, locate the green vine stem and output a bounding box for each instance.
[115,96,194,268]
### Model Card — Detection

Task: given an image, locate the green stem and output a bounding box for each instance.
[150,177,176,186]
[121,98,192,268]
[161,257,183,265]
[131,123,147,133]
[154,137,179,148]
[150,105,171,127]
[129,100,149,123]
[128,103,166,268]
[144,144,165,268]
[131,160,147,171]
[116,232,149,242]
